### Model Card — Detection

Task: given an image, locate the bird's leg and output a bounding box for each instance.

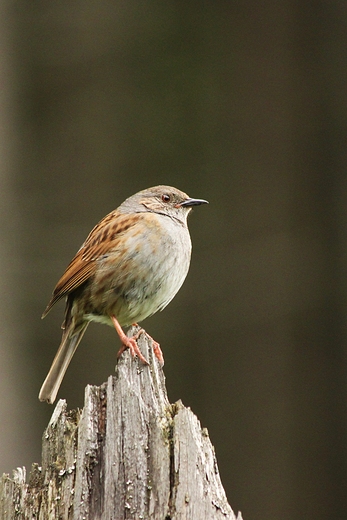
[132,323,164,366]
[111,316,149,365]
[112,317,164,366]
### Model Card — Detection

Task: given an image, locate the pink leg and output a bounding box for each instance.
[147,336,164,366]
[132,323,164,366]
[111,316,149,365]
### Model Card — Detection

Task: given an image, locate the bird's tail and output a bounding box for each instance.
[39,322,89,404]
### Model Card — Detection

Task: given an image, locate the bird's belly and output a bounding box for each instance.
[85,218,192,327]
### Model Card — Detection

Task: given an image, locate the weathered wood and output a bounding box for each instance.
[0,327,242,519]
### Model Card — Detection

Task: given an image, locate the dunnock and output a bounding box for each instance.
[39,185,208,403]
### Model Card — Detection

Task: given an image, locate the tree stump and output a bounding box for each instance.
[0,327,243,519]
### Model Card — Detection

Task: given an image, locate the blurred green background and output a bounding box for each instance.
[1,2,347,519]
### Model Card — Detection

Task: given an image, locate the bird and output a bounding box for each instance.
[39,185,208,404]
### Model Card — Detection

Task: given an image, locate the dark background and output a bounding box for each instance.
[1,2,347,519]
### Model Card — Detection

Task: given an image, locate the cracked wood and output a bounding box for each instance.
[0,327,242,520]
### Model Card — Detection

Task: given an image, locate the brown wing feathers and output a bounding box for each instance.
[42,211,141,318]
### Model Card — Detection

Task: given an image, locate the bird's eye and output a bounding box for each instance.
[162,194,171,202]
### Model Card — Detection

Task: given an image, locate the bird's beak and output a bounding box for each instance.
[180,198,209,207]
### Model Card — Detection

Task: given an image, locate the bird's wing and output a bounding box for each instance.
[42,210,144,317]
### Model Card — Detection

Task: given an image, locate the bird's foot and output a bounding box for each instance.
[112,316,149,364]
[116,335,149,365]
[148,336,164,366]
[132,324,164,366]
[111,316,164,365]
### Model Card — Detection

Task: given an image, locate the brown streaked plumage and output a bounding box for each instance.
[39,185,208,404]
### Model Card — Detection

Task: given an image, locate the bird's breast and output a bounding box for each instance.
[85,213,192,326]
